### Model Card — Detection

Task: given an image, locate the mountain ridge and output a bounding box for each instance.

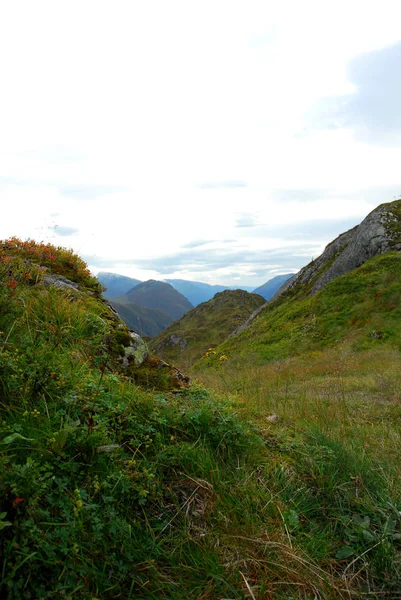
[230,200,401,339]
[150,288,265,367]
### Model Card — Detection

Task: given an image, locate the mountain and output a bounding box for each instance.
[164,279,255,306]
[108,300,173,337]
[97,271,141,299]
[275,199,401,300]
[150,289,265,368]
[3,212,401,598]
[196,199,401,365]
[164,279,228,306]
[252,273,294,300]
[116,279,193,321]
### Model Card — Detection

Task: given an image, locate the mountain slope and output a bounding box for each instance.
[252,273,293,300]
[97,271,141,299]
[196,200,401,369]
[275,199,401,301]
[117,279,193,320]
[230,199,401,340]
[164,278,254,306]
[2,237,401,598]
[109,299,173,337]
[198,251,401,367]
[150,289,265,367]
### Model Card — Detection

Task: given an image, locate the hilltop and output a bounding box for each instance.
[115,279,193,321]
[97,271,141,299]
[164,278,255,306]
[150,289,265,368]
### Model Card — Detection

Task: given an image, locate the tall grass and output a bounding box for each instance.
[195,345,401,595]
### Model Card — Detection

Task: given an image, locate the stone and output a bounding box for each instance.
[121,331,149,367]
[43,274,80,291]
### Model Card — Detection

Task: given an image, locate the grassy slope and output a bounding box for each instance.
[1,240,401,599]
[192,251,401,598]
[197,252,401,366]
[150,290,265,369]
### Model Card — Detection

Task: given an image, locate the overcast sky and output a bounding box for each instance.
[1,0,401,286]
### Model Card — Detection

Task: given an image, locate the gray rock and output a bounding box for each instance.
[121,331,149,367]
[229,199,401,337]
[311,203,399,294]
[43,274,80,291]
[168,334,188,349]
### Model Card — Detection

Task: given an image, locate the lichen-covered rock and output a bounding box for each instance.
[121,331,149,367]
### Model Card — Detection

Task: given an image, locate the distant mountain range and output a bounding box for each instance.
[98,272,293,304]
[97,271,296,336]
[252,273,293,300]
[97,272,141,299]
[107,280,194,337]
[163,279,255,305]
[116,280,193,321]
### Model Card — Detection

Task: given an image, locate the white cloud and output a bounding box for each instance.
[1,0,401,285]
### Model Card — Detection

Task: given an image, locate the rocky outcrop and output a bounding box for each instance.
[274,199,401,300]
[231,199,401,337]
[43,274,80,291]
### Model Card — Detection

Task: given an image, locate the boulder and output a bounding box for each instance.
[122,331,149,367]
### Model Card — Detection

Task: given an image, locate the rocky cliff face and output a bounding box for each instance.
[231,199,401,338]
[275,199,401,299]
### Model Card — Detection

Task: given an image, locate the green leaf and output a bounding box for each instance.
[0,512,11,530]
[362,529,376,542]
[2,433,34,444]
[336,546,354,560]
[284,509,299,528]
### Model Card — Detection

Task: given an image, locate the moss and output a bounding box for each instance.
[382,200,401,246]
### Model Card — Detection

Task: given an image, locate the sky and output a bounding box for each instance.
[1,0,401,287]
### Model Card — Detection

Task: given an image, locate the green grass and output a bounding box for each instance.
[1,241,401,598]
[150,290,265,369]
[195,345,401,597]
[195,252,401,368]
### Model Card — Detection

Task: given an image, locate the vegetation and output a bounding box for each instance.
[1,237,401,598]
[196,251,401,366]
[1,237,103,294]
[150,289,265,369]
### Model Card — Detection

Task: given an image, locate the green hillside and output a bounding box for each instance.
[196,251,401,368]
[1,234,401,599]
[150,289,265,368]
[164,279,255,305]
